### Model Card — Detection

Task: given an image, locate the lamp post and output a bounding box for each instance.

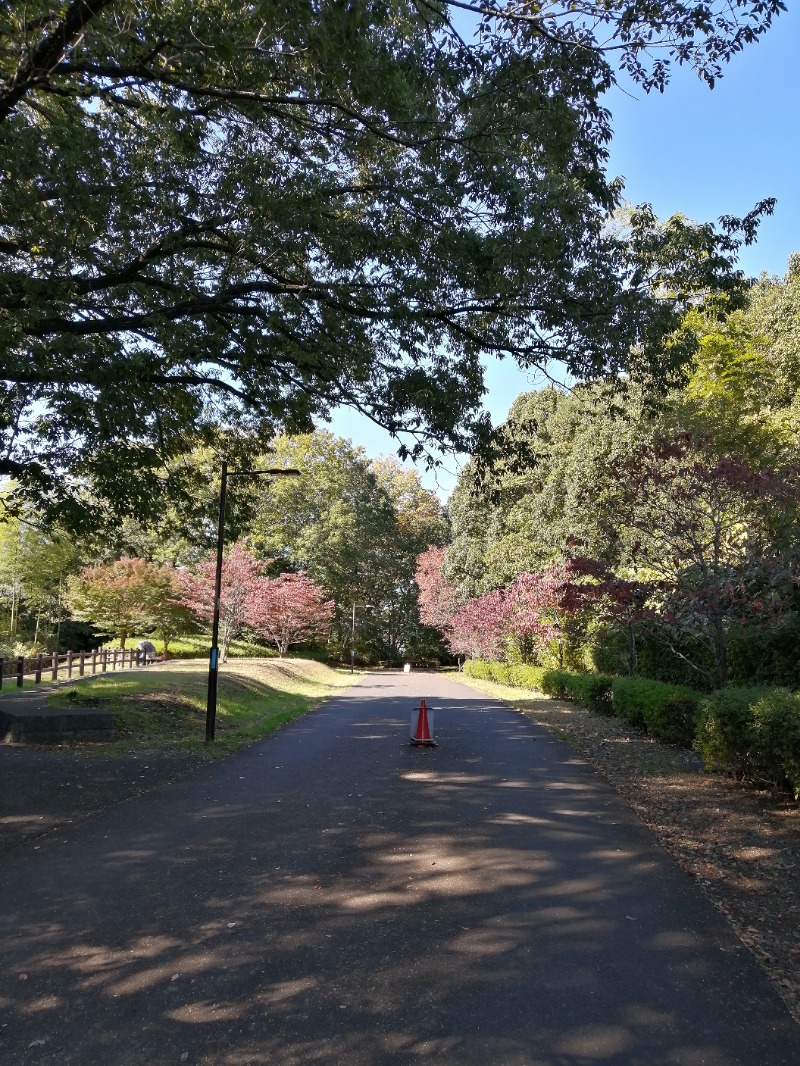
[350,602,374,674]
[205,460,300,743]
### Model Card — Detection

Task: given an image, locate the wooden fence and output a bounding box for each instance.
[0,647,155,691]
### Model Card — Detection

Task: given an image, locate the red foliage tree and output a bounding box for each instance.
[449,588,507,660]
[179,541,264,663]
[244,574,334,657]
[67,557,185,652]
[415,546,460,634]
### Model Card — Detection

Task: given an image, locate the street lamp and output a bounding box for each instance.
[206,459,300,743]
[350,602,374,674]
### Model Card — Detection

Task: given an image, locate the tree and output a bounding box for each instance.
[610,436,799,687]
[416,547,460,635]
[66,556,183,649]
[245,574,334,657]
[446,382,648,596]
[178,540,263,662]
[449,589,508,661]
[251,433,447,661]
[0,1,780,528]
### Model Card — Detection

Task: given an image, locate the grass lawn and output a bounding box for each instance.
[46,657,361,756]
[102,635,279,659]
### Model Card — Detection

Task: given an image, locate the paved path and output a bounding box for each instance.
[1,671,798,1065]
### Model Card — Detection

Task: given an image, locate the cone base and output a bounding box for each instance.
[409,738,438,747]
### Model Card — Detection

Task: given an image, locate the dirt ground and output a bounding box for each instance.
[1,683,799,1029]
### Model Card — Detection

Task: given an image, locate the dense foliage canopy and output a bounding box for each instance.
[436,258,800,686]
[0,0,781,527]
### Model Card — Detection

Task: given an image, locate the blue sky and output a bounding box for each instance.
[326,7,800,498]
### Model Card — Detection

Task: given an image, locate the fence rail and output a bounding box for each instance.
[0,648,154,691]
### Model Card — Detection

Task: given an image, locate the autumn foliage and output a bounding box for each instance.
[67,557,185,652]
[179,541,333,660]
[245,574,334,657]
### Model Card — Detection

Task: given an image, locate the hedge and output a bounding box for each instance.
[611,677,701,745]
[540,670,615,714]
[464,660,698,743]
[462,659,800,799]
[462,660,614,712]
[695,687,800,798]
[462,660,546,690]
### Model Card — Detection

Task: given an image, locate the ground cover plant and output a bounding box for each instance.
[45,658,359,755]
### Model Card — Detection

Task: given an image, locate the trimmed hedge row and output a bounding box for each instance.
[462,660,696,743]
[695,687,800,798]
[612,677,701,746]
[463,660,547,690]
[462,660,800,795]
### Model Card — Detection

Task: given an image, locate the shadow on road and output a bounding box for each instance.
[1,680,798,1065]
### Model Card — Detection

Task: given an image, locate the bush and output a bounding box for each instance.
[693,686,764,780]
[463,660,614,712]
[539,669,572,699]
[562,673,615,714]
[612,677,701,745]
[696,687,800,797]
[462,660,546,691]
[463,659,497,682]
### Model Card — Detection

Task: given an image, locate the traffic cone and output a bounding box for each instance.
[410,698,437,746]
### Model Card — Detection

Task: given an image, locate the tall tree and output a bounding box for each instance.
[0,1,779,528]
[609,436,799,688]
[0,502,78,647]
[446,382,647,596]
[250,433,447,660]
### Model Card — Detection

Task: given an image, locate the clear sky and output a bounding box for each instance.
[325,7,800,499]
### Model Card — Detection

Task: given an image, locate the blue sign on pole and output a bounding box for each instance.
[210,647,218,670]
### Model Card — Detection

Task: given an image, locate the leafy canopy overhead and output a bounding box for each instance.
[0,0,782,526]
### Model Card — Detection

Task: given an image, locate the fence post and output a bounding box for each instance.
[91,649,97,675]
[16,656,24,688]
[67,650,73,678]
[102,649,107,673]
[79,651,85,677]
[35,653,43,684]
[112,648,117,671]
[51,651,58,681]
[0,657,3,690]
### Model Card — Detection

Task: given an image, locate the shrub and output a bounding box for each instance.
[463,660,546,691]
[463,659,494,681]
[539,669,572,699]
[505,663,546,690]
[696,687,800,797]
[753,691,800,798]
[464,660,614,711]
[612,677,701,745]
[564,673,615,714]
[694,687,765,780]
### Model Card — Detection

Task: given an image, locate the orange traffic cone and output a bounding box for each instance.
[410,698,437,746]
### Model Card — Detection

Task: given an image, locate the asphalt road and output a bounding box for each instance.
[1,670,798,1066]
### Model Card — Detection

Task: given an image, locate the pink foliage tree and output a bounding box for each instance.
[415,546,460,634]
[179,540,264,663]
[449,588,507,660]
[245,574,334,657]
